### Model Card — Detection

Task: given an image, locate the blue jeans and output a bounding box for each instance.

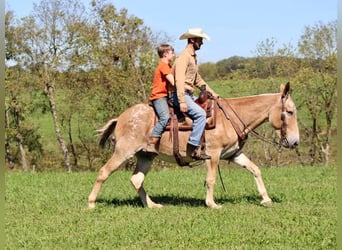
[173,92,206,146]
[151,97,170,138]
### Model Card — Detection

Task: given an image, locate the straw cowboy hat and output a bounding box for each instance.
[179,28,210,41]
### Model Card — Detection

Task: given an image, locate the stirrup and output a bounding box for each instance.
[192,151,211,160]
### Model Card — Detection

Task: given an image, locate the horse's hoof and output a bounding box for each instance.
[211,204,222,209]
[261,199,272,207]
[88,202,96,209]
[148,203,163,208]
[206,201,222,209]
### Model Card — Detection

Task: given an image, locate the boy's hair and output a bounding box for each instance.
[157,44,174,58]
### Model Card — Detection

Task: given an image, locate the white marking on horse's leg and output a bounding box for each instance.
[233,153,272,206]
[205,156,222,209]
[131,154,163,208]
[130,172,144,190]
[138,190,163,208]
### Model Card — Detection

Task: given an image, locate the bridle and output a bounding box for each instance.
[279,93,289,148]
[250,93,302,163]
[216,93,289,149]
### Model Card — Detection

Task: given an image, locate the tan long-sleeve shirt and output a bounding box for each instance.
[173,47,216,103]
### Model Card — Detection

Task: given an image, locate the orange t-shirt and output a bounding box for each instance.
[149,61,172,101]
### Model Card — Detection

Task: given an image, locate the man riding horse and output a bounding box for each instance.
[146,28,219,160]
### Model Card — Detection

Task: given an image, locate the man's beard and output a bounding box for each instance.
[193,42,201,50]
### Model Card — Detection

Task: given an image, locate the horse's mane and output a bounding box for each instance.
[226,93,278,101]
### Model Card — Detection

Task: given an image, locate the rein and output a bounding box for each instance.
[216,99,248,141]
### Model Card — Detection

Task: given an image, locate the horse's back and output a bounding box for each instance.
[115,103,154,140]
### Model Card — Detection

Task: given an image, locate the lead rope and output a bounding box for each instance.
[203,164,227,192]
[218,164,227,192]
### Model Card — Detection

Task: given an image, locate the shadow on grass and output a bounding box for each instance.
[96,194,282,208]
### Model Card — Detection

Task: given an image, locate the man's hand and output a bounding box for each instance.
[184,85,194,94]
[180,102,188,113]
[207,91,219,99]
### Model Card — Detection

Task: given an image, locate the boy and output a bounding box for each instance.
[144,44,175,154]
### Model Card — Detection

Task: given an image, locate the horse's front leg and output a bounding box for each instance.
[205,155,222,209]
[130,153,163,208]
[233,153,272,207]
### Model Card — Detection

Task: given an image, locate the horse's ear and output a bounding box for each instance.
[280,82,290,97]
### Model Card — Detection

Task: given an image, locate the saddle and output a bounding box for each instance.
[153,90,217,166]
[165,98,216,131]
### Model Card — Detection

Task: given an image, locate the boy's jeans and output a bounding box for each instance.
[151,97,170,138]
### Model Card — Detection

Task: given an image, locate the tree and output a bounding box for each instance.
[6,0,90,172]
[296,20,337,166]
[5,11,44,170]
[199,62,218,81]
[253,37,277,78]
[28,0,90,172]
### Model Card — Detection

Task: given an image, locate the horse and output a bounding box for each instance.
[88,82,299,209]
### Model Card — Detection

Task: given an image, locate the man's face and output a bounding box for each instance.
[193,37,203,51]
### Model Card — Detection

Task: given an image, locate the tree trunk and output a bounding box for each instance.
[262,131,272,167]
[17,134,28,171]
[77,120,93,170]
[309,118,317,166]
[5,139,14,169]
[5,105,15,169]
[10,100,29,171]
[322,118,332,166]
[45,83,72,172]
[67,114,78,167]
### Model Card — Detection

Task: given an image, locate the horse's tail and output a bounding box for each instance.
[97,118,118,148]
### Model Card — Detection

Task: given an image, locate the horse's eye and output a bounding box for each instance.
[287,111,294,116]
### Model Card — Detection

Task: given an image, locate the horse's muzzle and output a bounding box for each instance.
[283,136,299,149]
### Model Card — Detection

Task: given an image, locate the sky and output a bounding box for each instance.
[6,0,337,63]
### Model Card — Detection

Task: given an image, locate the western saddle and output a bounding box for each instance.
[153,89,217,166]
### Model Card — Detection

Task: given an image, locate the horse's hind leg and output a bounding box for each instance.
[130,153,163,208]
[88,146,133,209]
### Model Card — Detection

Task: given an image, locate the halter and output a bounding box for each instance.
[279,93,289,148]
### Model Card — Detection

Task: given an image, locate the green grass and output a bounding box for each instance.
[6,165,336,249]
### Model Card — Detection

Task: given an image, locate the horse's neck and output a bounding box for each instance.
[224,93,279,130]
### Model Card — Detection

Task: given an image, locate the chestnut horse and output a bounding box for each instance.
[88,82,299,209]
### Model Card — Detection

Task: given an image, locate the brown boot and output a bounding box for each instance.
[144,137,160,154]
[186,143,211,160]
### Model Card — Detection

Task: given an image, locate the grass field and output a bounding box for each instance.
[5,165,336,249]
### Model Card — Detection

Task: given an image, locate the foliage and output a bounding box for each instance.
[5,66,44,169]
[198,61,218,81]
[5,166,336,249]
[5,0,169,171]
[294,20,337,166]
